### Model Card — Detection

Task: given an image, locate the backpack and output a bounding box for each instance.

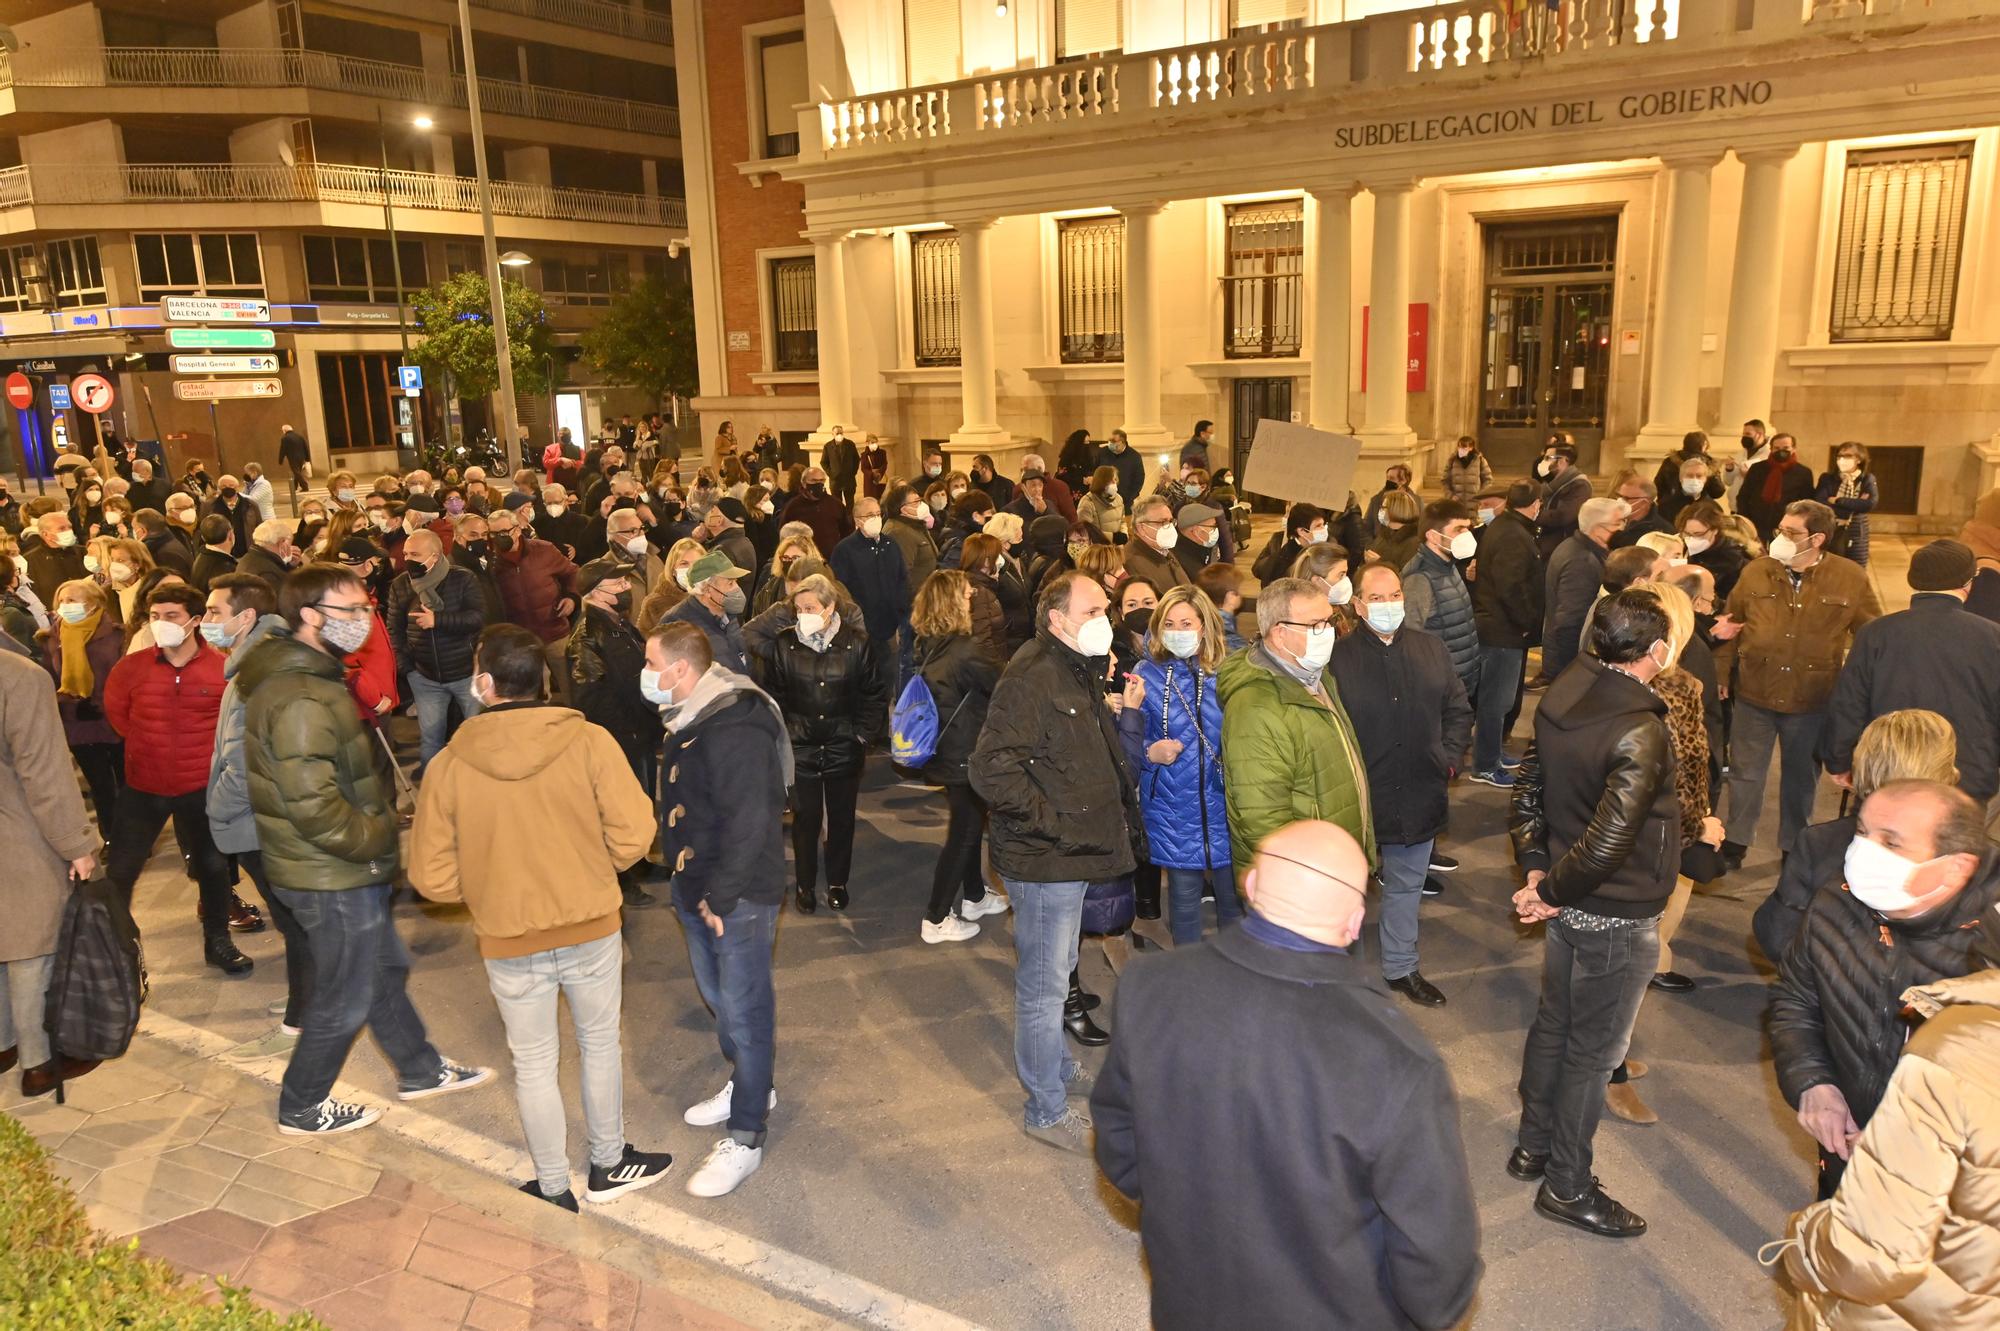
[43,870,144,1103]
[890,667,968,768]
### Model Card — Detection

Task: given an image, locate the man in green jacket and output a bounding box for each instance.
[1218,577,1376,886]
[239,561,490,1137]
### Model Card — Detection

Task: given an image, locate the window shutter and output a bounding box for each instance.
[1831,141,1972,343]
[904,0,961,87]
[1230,0,1307,31]
[911,231,961,367]
[1058,0,1121,58]
[760,35,808,134]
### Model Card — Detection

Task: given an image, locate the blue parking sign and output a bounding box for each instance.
[48,383,72,411]
[398,365,423,393]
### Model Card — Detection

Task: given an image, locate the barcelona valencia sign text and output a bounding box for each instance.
[1331,79,1774,150]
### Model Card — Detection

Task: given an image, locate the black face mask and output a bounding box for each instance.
[1123,608,1154,637]
[466,539,488,560]
[490,533,515,554]
[807,482,826,498]
[1742,435,1759,453]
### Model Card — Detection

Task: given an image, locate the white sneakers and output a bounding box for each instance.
[960,893,1011,921]
[683,1079,777,1127]
[921,915,980,944]
[685,1139,763,1197]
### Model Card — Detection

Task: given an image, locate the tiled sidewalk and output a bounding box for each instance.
[2,1041,773,1331]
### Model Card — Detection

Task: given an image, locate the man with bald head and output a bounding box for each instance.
[387,527,487,767]
[1093,819,1480,1331]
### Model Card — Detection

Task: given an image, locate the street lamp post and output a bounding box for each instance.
[377,106,428,468]
[454,0,521,469]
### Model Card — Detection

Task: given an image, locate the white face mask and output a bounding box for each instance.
[1843,836,1943,913]
[622,535,649,557]
[1325,575,1353,607]
[675,567,694,592]
[1195,528,1219,549]
[759,499,775,515]
[108,563,135,585]
[861,516,883,539]
[1684,534,1712,556]
[1161,627,1201,659]
[1768,533,1802,564]
[1681,478,1705,496]
[1447,529,1479,560]
[1304,526,1328,545]
[1294,622,1337,671]
[55,530,78,548]
[795,610,828,640]
[546,504,567,517]
[1072,612,1114,657]
[83,554,101,574]
[149,619,189,650]
[1151,524,1179,551]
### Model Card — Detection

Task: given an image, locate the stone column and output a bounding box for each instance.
[1715,147,1798,436]
[1633,153,1722,462]
[1356,180,1416,458]
[811,233,853,440]
[1118,202,1174,450]
[948,217,1009,454]
[1307,184,1356,433]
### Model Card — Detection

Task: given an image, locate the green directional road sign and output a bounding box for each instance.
[168,328,277,350]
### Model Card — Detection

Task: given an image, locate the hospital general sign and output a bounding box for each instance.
[1330,79,1774,151]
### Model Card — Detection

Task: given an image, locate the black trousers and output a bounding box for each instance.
[107,788,232,946]
[927,782,990,923]
[792,768,862,892]
[238,850,312,1028]
[73,741,124,830]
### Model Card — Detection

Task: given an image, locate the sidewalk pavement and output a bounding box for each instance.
[1,1036,821,1331]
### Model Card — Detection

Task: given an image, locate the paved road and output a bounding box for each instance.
[120,733,1843,1330]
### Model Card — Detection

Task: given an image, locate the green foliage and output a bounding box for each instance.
[410,270,557,399]
[0,1112,322,1330]
[580,274,699,405]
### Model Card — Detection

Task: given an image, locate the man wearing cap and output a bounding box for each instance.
[661,550,751,677]
[1713,499,1880,865]
[1171,502,1226,581]
[1123,496,1191,592]
[1093,818,1480,1331]
[1825,538,2000,809]
[1018,453,1077,524]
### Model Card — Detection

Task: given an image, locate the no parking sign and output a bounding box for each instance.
[69,372,116,414]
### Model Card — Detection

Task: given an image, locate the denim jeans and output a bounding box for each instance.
[484,932,625,1197]
[677,898,778,1147]
[1164,866,1240,947]
[407,672,482,767]
[1516,916,1660,1197]
[1377,839,1434,981]
[274,883,444,1118]
[0,954,55,1069]
[1005,877,1094,1127]
[238,851,313,1030]
[1724,701,1827,855]
[1473,645,1526,773]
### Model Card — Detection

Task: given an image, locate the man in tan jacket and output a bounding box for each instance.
[1713,499,1879,863]
[410,624,668,1212]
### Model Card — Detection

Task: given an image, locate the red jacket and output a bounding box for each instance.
[103,642,226,796]
[493,537,578,643]
[343,609,400,726]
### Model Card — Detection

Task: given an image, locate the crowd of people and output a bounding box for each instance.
[2,415,1996,1326]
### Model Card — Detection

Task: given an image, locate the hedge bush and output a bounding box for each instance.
[0,1110,323,1329]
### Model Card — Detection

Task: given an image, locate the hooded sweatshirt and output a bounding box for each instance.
[408,703,656,958]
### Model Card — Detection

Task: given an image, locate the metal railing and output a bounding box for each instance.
[471,0,673,45]
[0,162,688,228]
[0,46,679,138]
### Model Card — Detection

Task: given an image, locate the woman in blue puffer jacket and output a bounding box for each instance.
[1117,585,1235,945]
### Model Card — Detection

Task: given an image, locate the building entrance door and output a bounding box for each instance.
[1232,377,1291,512]
[1479,217,1617,474]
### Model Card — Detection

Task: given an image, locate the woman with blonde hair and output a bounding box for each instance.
[753,531,819,615]
[1074,543,1126,600]
[910,569,1008,942]
[1117,585,1235,945]
[1368,488,1423,570]
[98,537,156,625]
[45,577,127,823]
[1753,709,1959,965]
[1634,530,1687,570]
[635,536,708,633]
[981,510,1024,559]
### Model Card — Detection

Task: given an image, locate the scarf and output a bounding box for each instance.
[58,606,102,698]
[408,554,451,609]
[1759,451,1800,505]
[664,664,796,786]
[1835,468,1863,502]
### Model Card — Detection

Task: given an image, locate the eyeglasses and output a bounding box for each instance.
[1279,618,1334,633]
[311,601,372,618]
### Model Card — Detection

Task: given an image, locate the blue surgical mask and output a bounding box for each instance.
[1364,601,1406,634]
[57,602,90,624]
[639,667,675,708]
[199,621,238,649]
[1161,628,1201,659]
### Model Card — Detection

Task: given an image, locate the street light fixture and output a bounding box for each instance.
[499,251,532,268]
[376,106,432,465]
[456,0,522,467]
[413,115,434,131]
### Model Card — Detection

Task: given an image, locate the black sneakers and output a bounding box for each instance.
[584,1144,675,1204]
[278,1098,382,1136]
[518,1178,580,1212]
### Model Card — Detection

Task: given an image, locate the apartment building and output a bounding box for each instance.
[0,0,686,482]
[678,0,2000,523]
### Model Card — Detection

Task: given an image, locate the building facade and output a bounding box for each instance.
[1,0,686,483]
[678,0,2000,523]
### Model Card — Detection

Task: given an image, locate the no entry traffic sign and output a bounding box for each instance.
[69,372,116,414]
[3,372,30,411]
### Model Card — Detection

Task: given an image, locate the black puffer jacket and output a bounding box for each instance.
[385,562,486,682]
[1769,849,2000,1126]
[970,626,1145,883]
[915,632,1001,786]
[564,604,660,754]
[1753,814,1851,965]
[746,611,887,779]
[1510,654,1679,918]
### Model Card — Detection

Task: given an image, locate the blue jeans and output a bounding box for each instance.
[275,884,443,1118]
[1005,877,1096,1127]
[1724,700,1828,855]
[407,672,482,767]
[484,932,625,1198]
[676,899,778,1147]
[1474,645,1525,772]
[1377,839,1434,980]
[1164,866,1240,947]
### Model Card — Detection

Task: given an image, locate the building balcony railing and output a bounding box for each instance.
[812,0,1959,159]
[0,162,688,228]
[471,0,672,46]
[0,46,679,139]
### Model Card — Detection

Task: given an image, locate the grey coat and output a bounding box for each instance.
[0,652,99,960]
[205,614,289,855]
